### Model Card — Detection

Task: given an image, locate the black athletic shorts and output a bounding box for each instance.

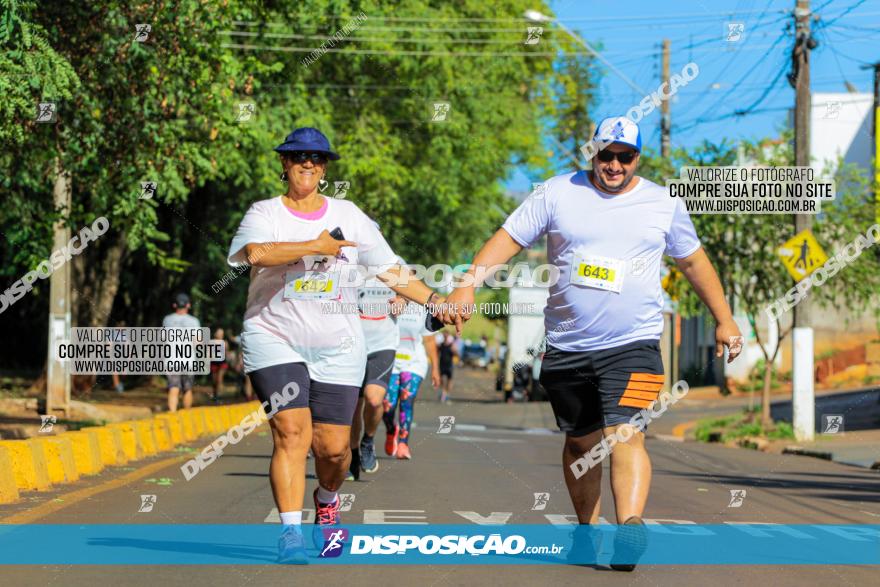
[539,339,664,436]
[439,364,453,378]
[248,362,359,425]
[360,349,396,396]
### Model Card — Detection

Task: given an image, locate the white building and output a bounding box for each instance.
[810,92,874,173]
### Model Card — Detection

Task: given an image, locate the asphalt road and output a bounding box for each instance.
[1,369,878,586]
[771,386,880,432]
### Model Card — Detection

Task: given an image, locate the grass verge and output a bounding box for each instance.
[694,408,794,446]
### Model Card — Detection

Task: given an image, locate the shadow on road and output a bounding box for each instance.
[666,470,880,502]
[224,472,317,479]
[87,538,275,563]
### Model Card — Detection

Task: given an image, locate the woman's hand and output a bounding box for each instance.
[312,229,356,257]
[389,295,407,317]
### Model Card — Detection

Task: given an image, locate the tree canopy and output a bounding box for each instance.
[0,0,596,370]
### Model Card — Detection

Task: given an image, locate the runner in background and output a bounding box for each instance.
[162,293,200,412]
[210,327,228,403]
[383,300,441,459]
[111,320,126,393]
[437,331,457,403]
[347,278,401,480]
[229,333,254,401]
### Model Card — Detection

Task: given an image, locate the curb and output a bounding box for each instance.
[671,420,699,440]
[0,400,262,504]
[781,446,833,461]
[0,446,19,504]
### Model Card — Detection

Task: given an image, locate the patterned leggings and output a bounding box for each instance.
[382,372,423,445]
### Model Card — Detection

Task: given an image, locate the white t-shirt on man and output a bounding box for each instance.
[162,313,200,329]
[227,196,397,385]
[502,172,700,352]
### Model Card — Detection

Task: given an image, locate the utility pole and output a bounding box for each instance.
[661,39,671,158]
[46,155,71,417]
[791,0,815,441]
[861,62,880,225]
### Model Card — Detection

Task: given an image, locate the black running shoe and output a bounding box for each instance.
[610,516,648,572]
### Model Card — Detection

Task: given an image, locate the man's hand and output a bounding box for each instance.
[427,294,462,335]
[431,367,441,389]
[716,320,744,363]
[312,229,356,257]
[442,288,475,333]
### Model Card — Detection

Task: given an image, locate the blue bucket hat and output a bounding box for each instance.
[273,127,340,160]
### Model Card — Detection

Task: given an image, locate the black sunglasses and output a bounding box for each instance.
[596,150,637,164]
[286,151,328,165]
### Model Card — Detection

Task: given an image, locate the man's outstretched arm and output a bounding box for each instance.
[443,228,523,329]
[673,247,743,362]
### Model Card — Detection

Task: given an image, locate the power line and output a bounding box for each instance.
[684,27,792,130]
[732,65,789,118]
[227,11,797,35]
[219,30,553,45]
[217,20,804,56]
[816,26,861,87]
[230,9,789,26]
[219,42,586,58]
[818,0,871,28]
[669,0,783,118]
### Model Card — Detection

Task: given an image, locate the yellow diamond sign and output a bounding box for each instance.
[777,229,828,282]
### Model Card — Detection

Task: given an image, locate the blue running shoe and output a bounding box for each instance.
[277,525,308,565]
[360,437,379,473]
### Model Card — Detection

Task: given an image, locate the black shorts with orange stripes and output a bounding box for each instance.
[538,339,664,436]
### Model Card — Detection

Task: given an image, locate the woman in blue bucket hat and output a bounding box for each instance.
[227,127,446,563]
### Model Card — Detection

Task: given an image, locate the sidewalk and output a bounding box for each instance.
[778,429,880,469]
[661,384,880,469]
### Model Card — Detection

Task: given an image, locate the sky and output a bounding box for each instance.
[508,0,879,190]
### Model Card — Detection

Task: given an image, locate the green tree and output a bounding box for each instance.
[1,0,598,389]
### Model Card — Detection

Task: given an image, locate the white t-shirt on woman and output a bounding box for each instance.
[393,303,431,378]
[228,196,397,385]
[358,277,399,353]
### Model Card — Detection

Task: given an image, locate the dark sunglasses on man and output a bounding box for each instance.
[596,150,637,164]
[286,151,328,165]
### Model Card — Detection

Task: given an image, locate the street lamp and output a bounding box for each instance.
[523,9,647,96]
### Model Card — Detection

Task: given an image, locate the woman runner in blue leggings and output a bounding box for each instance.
[383,301,440,459]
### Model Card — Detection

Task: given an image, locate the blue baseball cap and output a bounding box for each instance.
[592,116,642,152]
[273,127,340,160]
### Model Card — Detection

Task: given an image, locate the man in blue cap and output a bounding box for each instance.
[444,116,743,571]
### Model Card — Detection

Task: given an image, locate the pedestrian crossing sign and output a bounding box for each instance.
[777,229,828,282]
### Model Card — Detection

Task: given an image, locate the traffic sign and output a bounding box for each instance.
[777,229,828,281]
